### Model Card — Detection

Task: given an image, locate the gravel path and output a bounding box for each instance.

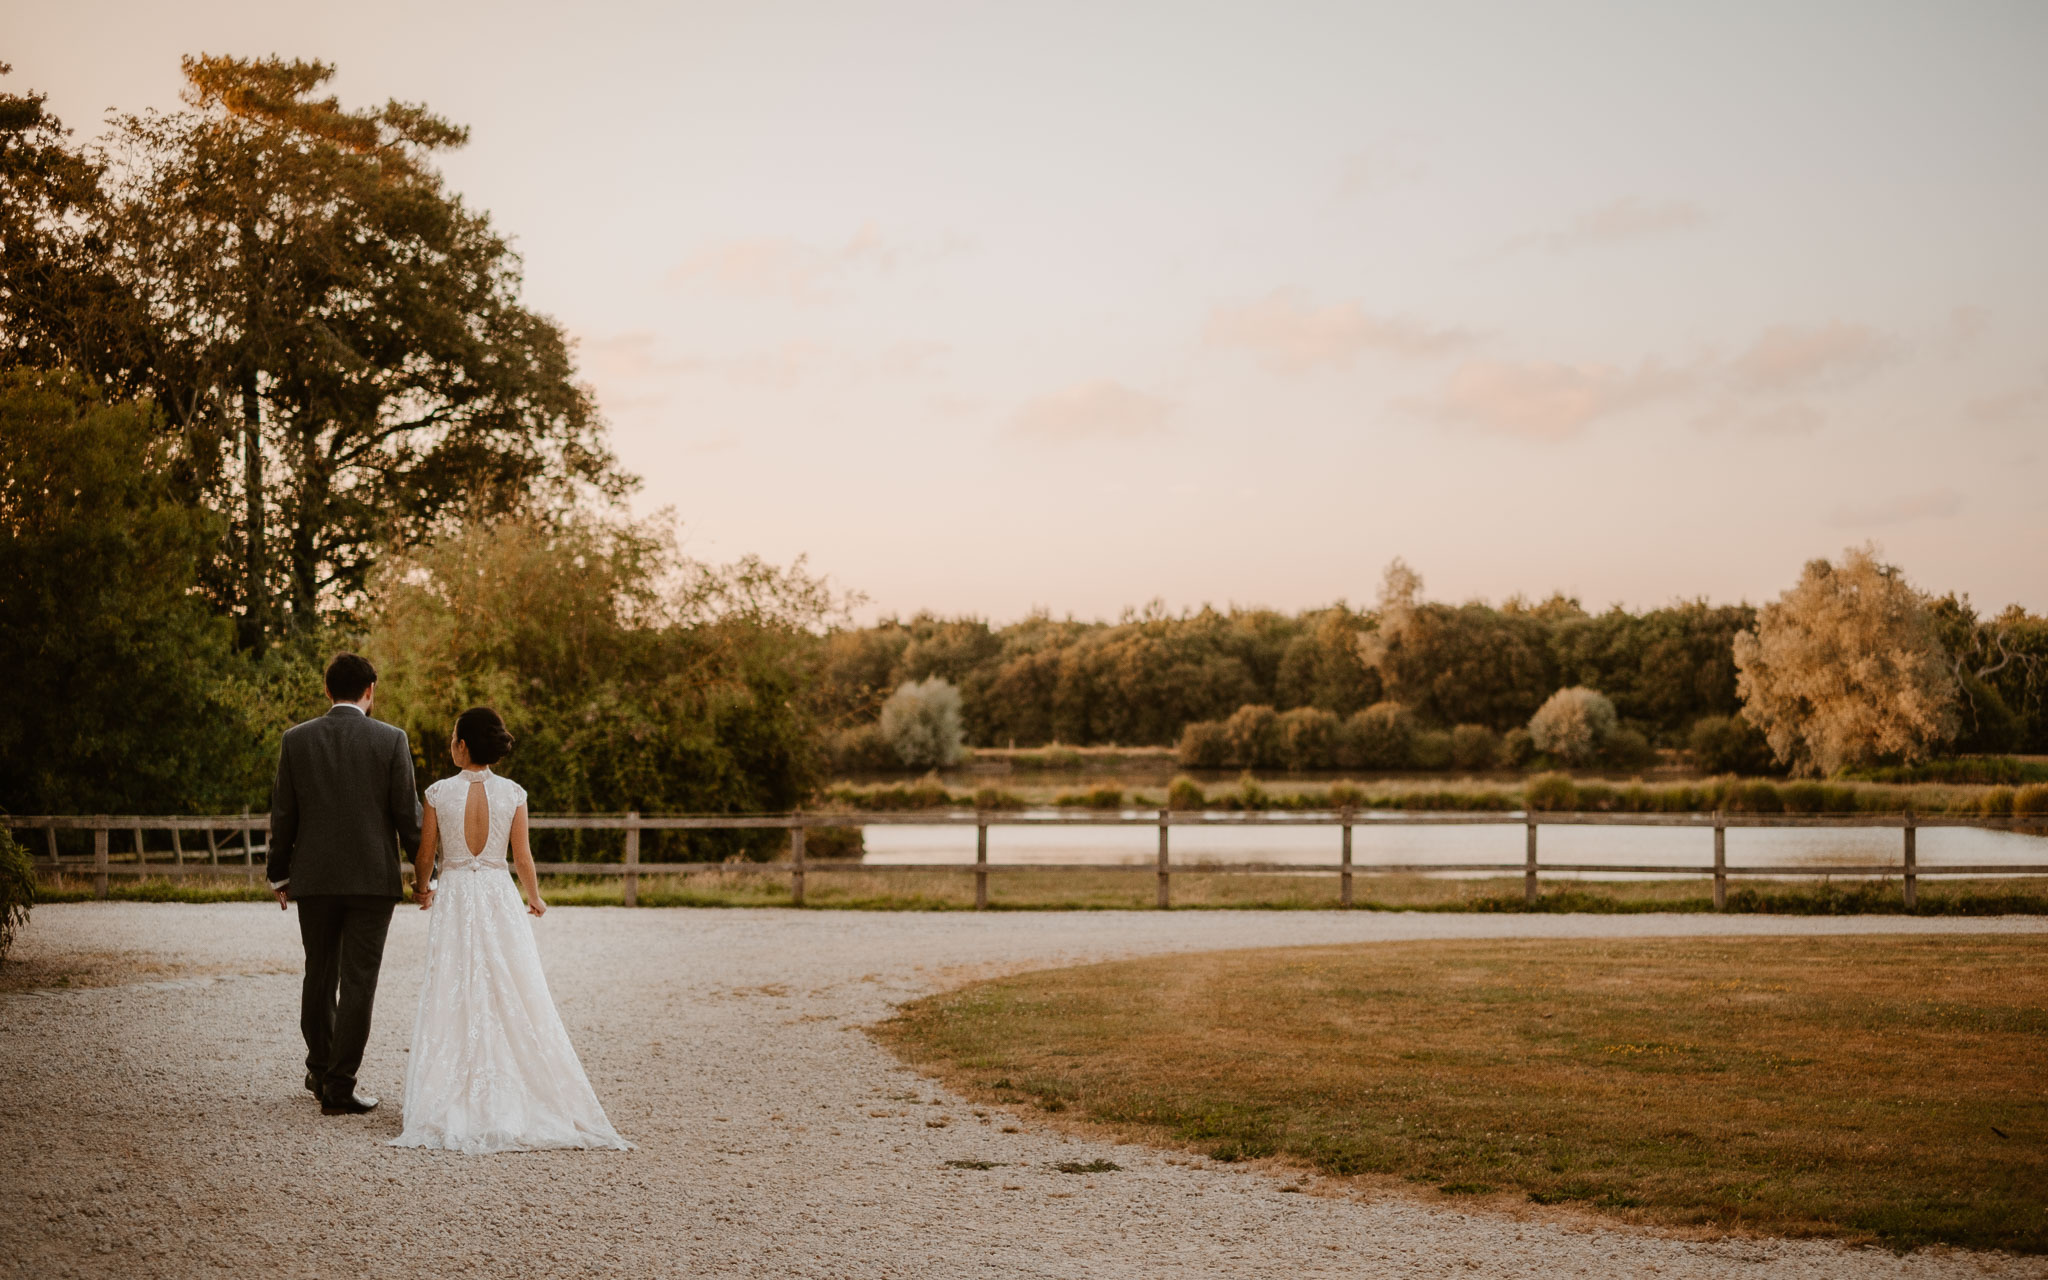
[3,904,2044,1280]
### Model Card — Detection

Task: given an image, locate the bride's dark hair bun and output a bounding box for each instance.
[455,706,514,765]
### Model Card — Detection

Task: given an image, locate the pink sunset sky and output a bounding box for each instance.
[8,1,2045,620]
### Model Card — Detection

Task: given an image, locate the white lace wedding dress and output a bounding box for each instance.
[389,768,630,1154]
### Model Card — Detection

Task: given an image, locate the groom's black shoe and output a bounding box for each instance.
[320,1091,379,1116]
[305,1071,321,1098]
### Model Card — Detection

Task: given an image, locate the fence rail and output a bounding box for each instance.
[10,810,2047,910]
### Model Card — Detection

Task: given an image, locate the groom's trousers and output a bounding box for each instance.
[296,894,396,1102]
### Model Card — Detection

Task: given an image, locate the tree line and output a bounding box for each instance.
[824,556,2048,776]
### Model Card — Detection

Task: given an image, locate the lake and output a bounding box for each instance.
[861,811,2048,879]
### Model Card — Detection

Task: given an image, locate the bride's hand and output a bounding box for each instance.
[415,887,434,910]
[527,897,546,918]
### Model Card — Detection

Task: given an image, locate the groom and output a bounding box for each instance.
[266,653,422,1116]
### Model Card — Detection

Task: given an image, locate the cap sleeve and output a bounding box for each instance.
[505,778,528,810]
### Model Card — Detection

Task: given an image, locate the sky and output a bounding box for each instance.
[8,1,2046,621]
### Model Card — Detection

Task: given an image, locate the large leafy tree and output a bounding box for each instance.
[0,57,629,651]
[0,370,239,813]
[1734,547,1959,775]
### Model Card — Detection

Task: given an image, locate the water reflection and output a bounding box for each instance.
[861,813,2047,879]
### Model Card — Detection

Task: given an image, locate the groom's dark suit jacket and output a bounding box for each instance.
[267,706,423,899]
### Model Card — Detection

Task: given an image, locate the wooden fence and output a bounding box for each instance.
[11,810,2047,909]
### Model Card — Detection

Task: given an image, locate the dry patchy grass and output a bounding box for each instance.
[876,935,2048,1253]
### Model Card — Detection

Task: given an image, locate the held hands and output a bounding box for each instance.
[274,887,289,912]
[415,886,435,911]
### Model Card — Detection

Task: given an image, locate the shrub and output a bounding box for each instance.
[2017,784,2048,817]
[1602,727,1654,769]
[1688,714,1775,775]
[1980,787,2015,817]
[0,824,31,964]
[1326,781,1366,810]
[1223,705,1283,770]
[1176,720,1231,769]
[1054,786,1125,810]
[1234,771,1272,810]
[1523,772,1579,811]
[1277,706,1341,770]
[1167,776,1206,810]
[880,677,966,768]
[1500,727,1535,768]
[1729,781,1785,813]
[1341,701,1416,770]
[972,786,1027,812]
[1410,729,1453,770]
[1448,724,1500,771]
[826,722,899,773]
[803,826,864,859]
[1528,687,1617,765]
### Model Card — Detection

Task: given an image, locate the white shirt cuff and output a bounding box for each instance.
[269,879,288,891]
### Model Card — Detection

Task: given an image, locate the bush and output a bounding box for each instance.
[803,826,864,859]
[826,722,900,773]
[1980,787,2015,817]
[1410,729,1453,770]
[0,824,30,964]
[1223,705,1282,770]
[1524,772,1579,811]
[1688,714,1775,775]
[1528,687,1617,765]
[1176,720,1231,769]
[1277,706,1341,770]
[1449,724,1500,771]
[1167,776,1206,810]
[1602,726,1654,769]
[880,677,966,768]
[1500,727,1535,768]
[2017,784,2048,817]
[1341,702,1416,770]
[1054,786,1125,810]
[972,786,1027,812]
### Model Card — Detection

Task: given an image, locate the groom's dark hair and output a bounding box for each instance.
[325,653,378,702]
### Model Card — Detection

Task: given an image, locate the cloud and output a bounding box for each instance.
[1336,152,1425,199]
[578,331,703,380]
[1011,380,1173,442]
[1967,378,2048,427]
[1505,198,1707,255]
[879,341,950,379]
[1729,320,1894,391]
[1830,489,1964,528]
[1205,290,1468,374]
[1942,305,1990,356]
[1692,400,1825,436]
[1413,359,1688,441]
[668,223,897,302]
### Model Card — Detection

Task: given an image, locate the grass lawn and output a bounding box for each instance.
[876,935,2048,1253]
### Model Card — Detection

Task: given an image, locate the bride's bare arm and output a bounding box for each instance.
[414,805,439,909]
[510,804,544,916]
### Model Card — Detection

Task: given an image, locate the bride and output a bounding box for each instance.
[390,707,630,1154]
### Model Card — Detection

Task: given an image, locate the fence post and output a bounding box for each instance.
[172,825,184,867]
[44,825,58,867]
[790,814,806,908]
[1524,818,1538,904]
[623,812,640,908]
[975,815,989,910]
[206,824,219,866]
[1340,806,1354,908]
[1156,809,1171,909]
[93,820,109,900]
[1713,812,1727,910]
[240,809,253,881]
[1902,815,1917,910]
